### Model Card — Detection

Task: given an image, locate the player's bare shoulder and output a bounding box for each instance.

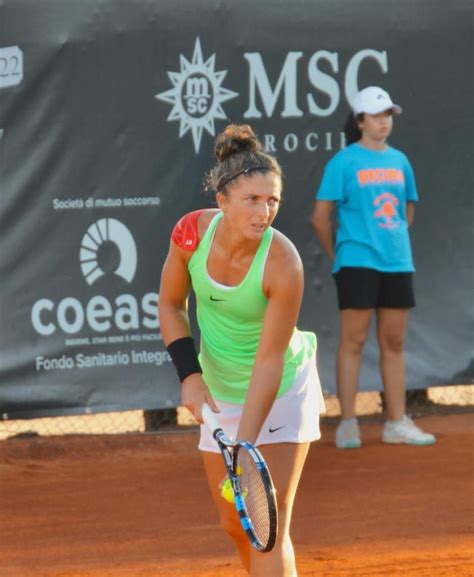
[263,228,303,295]
[198,208,220,237]
[269,228,303,271]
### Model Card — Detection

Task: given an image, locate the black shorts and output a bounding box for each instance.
[334,267,415,310]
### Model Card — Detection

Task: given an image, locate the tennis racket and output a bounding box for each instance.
[201,403,278,553]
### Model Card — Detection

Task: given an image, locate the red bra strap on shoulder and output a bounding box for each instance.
[171,209,206,251]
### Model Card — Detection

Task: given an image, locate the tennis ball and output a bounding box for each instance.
[220,478,235,503]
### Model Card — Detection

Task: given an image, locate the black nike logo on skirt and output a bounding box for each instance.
[268,425,286,433]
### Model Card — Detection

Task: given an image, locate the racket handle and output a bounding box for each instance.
[202,403,221,434]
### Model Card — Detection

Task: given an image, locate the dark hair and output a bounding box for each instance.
[343,112,364,145]
[205,124,282,195]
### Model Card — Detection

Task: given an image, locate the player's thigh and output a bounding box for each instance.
[259,442,310,513]
[201,451,242,531]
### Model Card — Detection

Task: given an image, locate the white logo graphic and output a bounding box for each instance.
[155,37,238,153]
[80,218,137,285]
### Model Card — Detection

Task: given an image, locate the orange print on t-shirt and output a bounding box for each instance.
[373,192,400,229]
[357,168,404,186]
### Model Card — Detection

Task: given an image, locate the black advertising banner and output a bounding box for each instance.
[0,1,472,418]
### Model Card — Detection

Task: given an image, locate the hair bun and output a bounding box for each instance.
[214,124,262,162]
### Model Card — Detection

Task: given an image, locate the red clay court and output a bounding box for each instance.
[1,413,473,577]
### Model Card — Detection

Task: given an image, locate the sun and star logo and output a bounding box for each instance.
[155,38,238,154]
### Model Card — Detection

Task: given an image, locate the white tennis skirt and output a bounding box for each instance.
[198,353,326,453]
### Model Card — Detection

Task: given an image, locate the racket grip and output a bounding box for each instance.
[202,403,221,433]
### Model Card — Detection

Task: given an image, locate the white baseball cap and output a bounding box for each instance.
[351,86,402,115]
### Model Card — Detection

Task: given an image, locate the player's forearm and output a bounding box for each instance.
[158,302,192,345]
[237,360,284,444]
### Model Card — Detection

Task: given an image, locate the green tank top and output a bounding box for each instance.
[188,211,317,403]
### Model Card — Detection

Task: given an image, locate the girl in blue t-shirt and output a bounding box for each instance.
[312,86,435,449]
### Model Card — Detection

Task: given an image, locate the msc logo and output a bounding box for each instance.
[183,75,213,117]
[80,218,137,285]
[156,38,392,155]
[155,37,238,153]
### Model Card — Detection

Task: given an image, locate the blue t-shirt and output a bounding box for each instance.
[316,143,418,273]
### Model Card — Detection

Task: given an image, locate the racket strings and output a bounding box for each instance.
[236,449,272,545]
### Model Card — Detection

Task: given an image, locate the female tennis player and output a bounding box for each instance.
[159,124,325,576]
[312,86,435,449]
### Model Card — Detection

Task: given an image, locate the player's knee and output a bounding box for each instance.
[219,511,243,541]
[222,520,246,545]
[273,504,292,536]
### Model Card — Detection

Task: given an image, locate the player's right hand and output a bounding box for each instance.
[181,373,219,423]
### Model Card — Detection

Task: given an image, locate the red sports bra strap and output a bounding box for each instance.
[171,209,206,251]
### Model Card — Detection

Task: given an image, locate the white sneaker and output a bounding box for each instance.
[336,418,361,449]
[383,415,436,446]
